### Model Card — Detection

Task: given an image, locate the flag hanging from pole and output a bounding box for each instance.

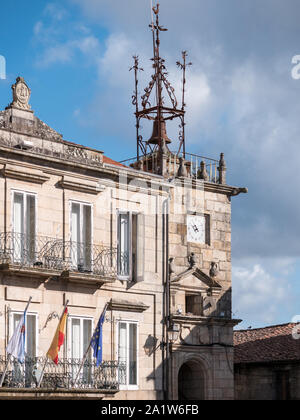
[90,305,107,367]
[47,306,68,365]
[6,307,27,364]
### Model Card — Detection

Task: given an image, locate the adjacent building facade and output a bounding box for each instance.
[234,323,300,400]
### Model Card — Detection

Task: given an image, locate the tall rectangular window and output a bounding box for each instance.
[12,192,36,262]
[10,312,37,358]
[117,212,144,282]
[118,321,138,388]
[68,316,93,381]
[9,311,37,386]
[70,202,92,271]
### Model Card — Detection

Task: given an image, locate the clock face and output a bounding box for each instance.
[187,215,206,244]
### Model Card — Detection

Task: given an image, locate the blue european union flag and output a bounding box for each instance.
[90,305,107,367]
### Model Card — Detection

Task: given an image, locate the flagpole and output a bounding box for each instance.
[72,302,109,387]
[37,300,69,388]
[0,296,32,388]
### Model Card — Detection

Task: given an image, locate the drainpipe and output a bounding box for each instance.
[162,195,170,400]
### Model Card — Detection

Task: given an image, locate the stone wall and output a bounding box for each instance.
[235,363,300,400]
[167,179,236,400]
[169,182,232,319]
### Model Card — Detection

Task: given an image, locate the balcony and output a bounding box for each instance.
[0,233,124,284]
[0,356,126,399]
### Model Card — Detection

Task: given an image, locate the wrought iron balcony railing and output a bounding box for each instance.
[177,152,219,183]
[0,356,126,391]
[0,232,124,279]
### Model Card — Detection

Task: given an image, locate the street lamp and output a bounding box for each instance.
[168,323,180,344]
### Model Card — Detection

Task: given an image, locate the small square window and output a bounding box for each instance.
[185,294,203,315]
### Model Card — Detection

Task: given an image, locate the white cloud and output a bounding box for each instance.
[74,36,100,55]
[36,35,101,67]
[171,68,212,130]
[34,21,44,36]
[33,3,101,69]
[99,33,135,86]
[44,3,68,21]
[232,262,292,327]
[37,43,74,67]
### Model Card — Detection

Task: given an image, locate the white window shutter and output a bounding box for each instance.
[117,212,130,279]
[26,195,36,261]
[136,213,145,283]
[26,314,37,358]
[13,193,24,261]
[13,193,23,235]
[71,203,80,268]
[71,318,81,360]
[83,205,92,270]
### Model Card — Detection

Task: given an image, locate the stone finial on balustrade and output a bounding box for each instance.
[218,153,227,185]
[137,160,143,171]
[177,157,188,178]
[197,161,209,181]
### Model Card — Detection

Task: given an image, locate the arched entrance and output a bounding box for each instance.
[178,360,205,400]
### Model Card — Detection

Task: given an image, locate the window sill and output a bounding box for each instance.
[119,385,139,392]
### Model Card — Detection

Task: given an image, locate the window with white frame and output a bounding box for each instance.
[68,316,93,380]
[117,321,138,388]
[70,202,92,272]
[12,191,36,262]
[117,211,145,282]
[9,311,38,358]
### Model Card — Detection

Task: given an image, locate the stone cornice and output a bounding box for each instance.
[0,141,247,196]
[1,164,50,184]
[171,314,242,327]
[108,299,150,313]
[58,176,105,195]
[101,178,170,197]
[60,270,115,287]
[0,145,172,195]
[172,177,247,196]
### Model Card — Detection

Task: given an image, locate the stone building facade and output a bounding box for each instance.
[234,323,300,400]
[0,74,247,400]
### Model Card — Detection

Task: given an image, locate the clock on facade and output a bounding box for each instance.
[187,214,206,244]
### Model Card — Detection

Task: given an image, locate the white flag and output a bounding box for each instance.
[6,310,27,363]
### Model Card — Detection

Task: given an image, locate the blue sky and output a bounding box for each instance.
[1,0,300,329]
[0,1,113,152]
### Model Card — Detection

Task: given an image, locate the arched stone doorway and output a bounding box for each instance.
[178,360,205,400]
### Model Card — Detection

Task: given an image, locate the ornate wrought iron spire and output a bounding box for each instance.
[131,2,192,176]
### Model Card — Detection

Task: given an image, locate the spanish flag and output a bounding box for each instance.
[47,307,68,365]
